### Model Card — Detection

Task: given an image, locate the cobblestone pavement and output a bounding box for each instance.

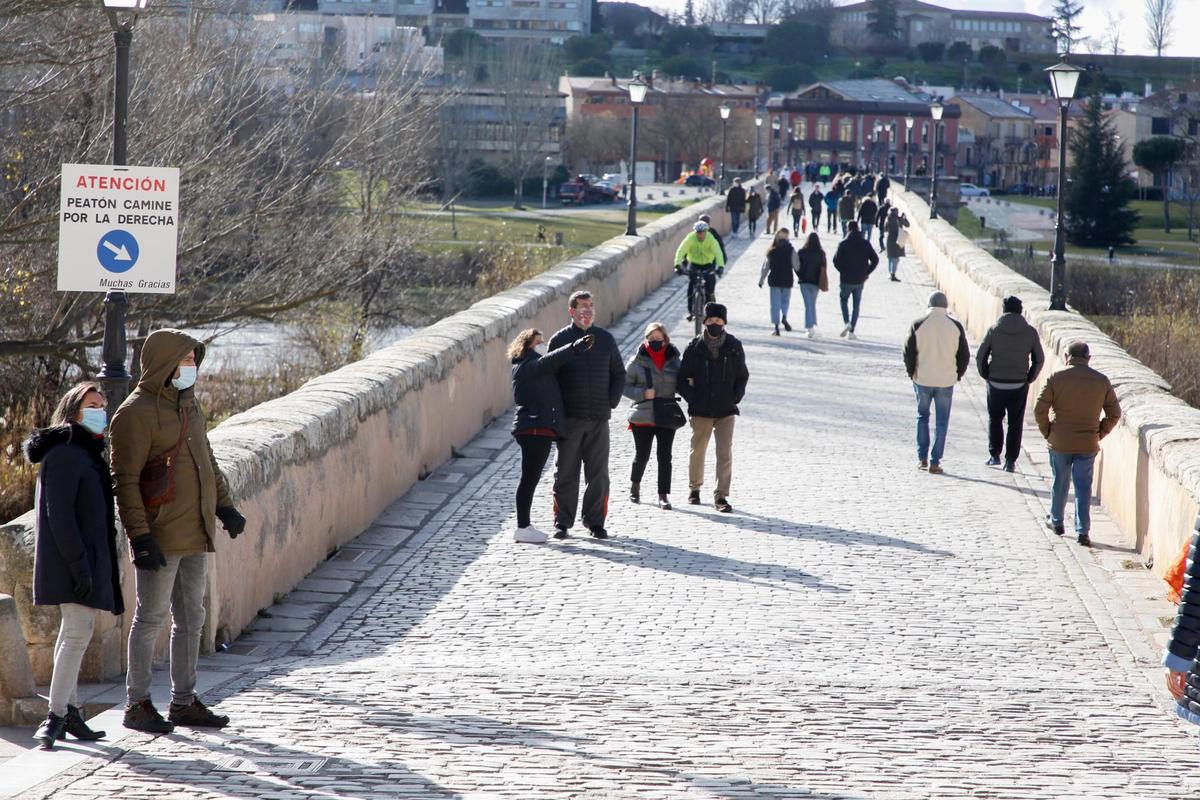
[16,212,1200,799]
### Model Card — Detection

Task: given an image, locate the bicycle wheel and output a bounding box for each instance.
[692,285,704,336]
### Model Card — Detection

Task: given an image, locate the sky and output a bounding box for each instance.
[631,0,1200,58]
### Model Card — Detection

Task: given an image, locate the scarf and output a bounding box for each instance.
[704,331,726,360]
[645,343,668,372]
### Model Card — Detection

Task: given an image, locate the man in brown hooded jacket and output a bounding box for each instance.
[110,329,246,733]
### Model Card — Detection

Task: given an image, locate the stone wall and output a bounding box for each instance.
[890,185,1200,573]
[0,192,733,693]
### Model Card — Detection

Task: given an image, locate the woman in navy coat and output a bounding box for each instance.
[508,327,592,543]
[24,381,123,748]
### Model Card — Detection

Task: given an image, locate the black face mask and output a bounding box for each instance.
[647,340,665,352]
[706,323,724,337]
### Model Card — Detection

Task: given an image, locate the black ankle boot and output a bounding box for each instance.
[630,482,640,503]
[34,713,66,750]
[63,704,106,741]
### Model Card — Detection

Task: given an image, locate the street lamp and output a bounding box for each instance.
[904,115,914,185]
[928,98,944,219]
[873,121,883,172]
[719,103,731,194]
[754,114,763,178]
[99,0,151,409]
[771,117,781,171]
[542,155,551,209]
[1045,60,1083,310]
[625,74,648,236]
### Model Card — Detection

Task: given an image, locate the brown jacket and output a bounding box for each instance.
[110,329,232,554]
[1033,357,1121,454]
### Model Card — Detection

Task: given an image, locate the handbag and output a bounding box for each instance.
[651,397,687,430]
[139,410,188,508]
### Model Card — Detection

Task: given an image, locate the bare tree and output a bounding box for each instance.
[698,0,750,25]
[563,113,628,174]
[1145,0,1175,58]
[1100,11,1125,56]
[749,0,780,25]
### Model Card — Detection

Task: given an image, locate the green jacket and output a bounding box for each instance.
[674,231,726,268]
[110,329,233,554]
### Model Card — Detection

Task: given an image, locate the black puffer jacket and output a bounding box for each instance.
[511,342,579,439]
[25,424,124,614]
[1164,515,1200,726]
[677,333,750,418]
[832,232,879,284]
[547,323,625,420]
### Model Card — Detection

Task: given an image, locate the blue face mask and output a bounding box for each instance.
[172,365,198,391]
[80,408,107,435]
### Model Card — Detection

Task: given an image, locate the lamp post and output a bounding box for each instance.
[754,114,763,178]
[1045,61,1082,310]
[100,0,150,410]
[542,156,550,209]
[771,117,781,172]
[625,75,648,236]
[904,114,914,185]
[873,121,883,172]
[718,103,731,194]
[928,98,944,219]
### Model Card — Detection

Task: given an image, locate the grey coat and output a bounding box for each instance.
[623,343,682,427]
[976,312,1045,384]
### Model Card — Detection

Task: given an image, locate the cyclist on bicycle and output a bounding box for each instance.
[674,221,725,318]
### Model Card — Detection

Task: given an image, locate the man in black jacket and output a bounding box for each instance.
[832,221,879,339]
[548,291,625,538]
[976,295,1045,471]
[725,178,747,238]
[677,302,749,513]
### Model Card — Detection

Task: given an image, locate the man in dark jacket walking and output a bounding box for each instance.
[725,178,747,238]
[831,221,879,339]
[837,192,856,237]
[875,173,890,203]
[548,291,626,538]
[976,296,1045,472]
[677,303,749,513]
[857,195,879,242]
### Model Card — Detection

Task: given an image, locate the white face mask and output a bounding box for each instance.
[534,344,548,356]
[172,365,198,391]
[80,407,107,435]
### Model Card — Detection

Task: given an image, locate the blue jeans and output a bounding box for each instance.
[799,283,819,328]
[839,283,863,330]
[861,223,874,241]
[730,211,742,233]
[888,256,900,275]
[914,383,954,464]
[769,286,791,326]
[1048,450,1096,534]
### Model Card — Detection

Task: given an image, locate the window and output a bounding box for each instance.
[922,122,929,144]
[1151,116,1171,135]
[794,118,807,139]
[839,118,853,142]
[816,116,830,140]
[512,0,538,7]
[1191,120,1200,137]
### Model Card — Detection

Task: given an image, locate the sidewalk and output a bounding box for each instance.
[3,212,1196,800]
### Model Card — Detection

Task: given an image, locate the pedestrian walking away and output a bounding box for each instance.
[789,167,802,190]
[725,178,747,238]
[808,186,824,233]
[24,382,123,750]
[776,174,789,199]
[874,173,890,204]
[508,327,595,544]
[1163,514,1200,726]
[837,191,856,237]
[831,220,879,339]
[823,182,840,233]
[677,303,749,513]
[883,207,909,281]
[765,186,782,235]
[111,329,246,734]
[787,188,806,236]
[903,292,970,474]
[795,232,829,337]
[548,292,626,539]
[623,322,685,510]
[976,296,1045,472]
[1033,341,1121,546]
[876,198,891,250]
[857,194,879,242]
[747,189,763,236]
[758,228,797,336]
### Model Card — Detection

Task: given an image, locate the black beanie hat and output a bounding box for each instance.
[703,302,727,323]
[1003,295,1023,313]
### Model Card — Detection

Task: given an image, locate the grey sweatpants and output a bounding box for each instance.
[126,552,208,707]
[553,418,610,530]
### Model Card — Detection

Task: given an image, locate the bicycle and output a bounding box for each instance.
[679,262,719,337]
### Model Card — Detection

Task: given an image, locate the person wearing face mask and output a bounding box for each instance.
[23,382,122,749]
[110,329,246,734]
[677,303,749,513]
[548,292,626,539]
[623,322,684,510]
[508,327,594,543]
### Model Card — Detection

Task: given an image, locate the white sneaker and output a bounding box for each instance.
[806,327,815,339]
[840,324,851,338]
[847,331,858,340]
[513,526,548,544]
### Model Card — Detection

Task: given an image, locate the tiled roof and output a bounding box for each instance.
[953,94,1035,119]
[796,79,931,104]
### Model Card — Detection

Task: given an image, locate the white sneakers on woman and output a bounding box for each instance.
[513,526,548,544]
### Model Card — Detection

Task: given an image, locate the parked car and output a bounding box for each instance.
[601,173,626,191]
[559,178,619,205]
[1000,182,1035,196]
[959,183,991,197]
[684,174,716,188]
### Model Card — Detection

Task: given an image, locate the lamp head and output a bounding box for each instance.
[772,117,781,131]
[1045,61,1083,105]
[627,75,648,105]
[719,104,731,120]
[905,115,914,130]
[930,98,944,121]
[755,115,763,127]
[102,0,150,6]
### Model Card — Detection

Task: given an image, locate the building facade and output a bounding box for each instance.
[394,0,590,43]
[763,79,961,176]
[951,94,1036,190]
[832,0,1053,56]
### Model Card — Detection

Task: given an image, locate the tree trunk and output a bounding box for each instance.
[1163,173,1172,233]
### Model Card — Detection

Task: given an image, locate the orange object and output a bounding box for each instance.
[1165,537,1191,604]
[801,216,808,233]
[1169,669,1188,701]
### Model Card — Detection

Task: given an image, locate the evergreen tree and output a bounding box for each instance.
[684,0,695,26]
[1050,0,1084,54]
[1064,96,1139,247]
[867,0,899,39]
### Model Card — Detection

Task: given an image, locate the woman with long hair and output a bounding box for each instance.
[758,228,797,336]
[24,381,123,749]
[786,187,806,236]
[507,327,592,543]
[623,322,684,509]
[795,232,829,338]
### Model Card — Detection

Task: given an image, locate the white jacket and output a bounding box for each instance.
[903,307,969,388]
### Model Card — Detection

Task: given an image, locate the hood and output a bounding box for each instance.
[994,313,1030,335]
[137,328,206,395]
[23,424,102,464]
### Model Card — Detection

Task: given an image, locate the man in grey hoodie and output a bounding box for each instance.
[975,296,1045,471]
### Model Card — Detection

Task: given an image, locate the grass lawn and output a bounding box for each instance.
[955,205,985,239]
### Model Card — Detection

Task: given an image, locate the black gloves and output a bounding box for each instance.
[70,569,92,601]
[216,506,246,539]
[717,267,725,278]
[130,534,167,571]
[571,334,595,353]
